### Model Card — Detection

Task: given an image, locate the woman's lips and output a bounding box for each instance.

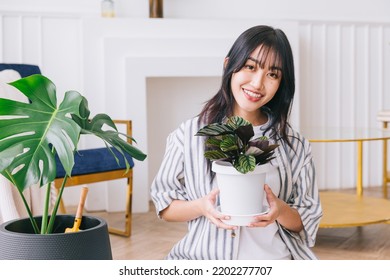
[243,88,262,101]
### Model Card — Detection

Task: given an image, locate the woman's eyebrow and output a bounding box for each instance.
[248,57,260,64]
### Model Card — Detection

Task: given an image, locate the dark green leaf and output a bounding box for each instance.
[205,137,222,148]
[204,150,228,160]
[195,123,233,136]
[220,135,238,152]
[226,116,250,129]
[234,154,256,174]
[73,110,147,165]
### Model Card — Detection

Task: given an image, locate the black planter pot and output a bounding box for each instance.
[0,215,112,260]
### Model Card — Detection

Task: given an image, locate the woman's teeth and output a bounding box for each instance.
[243,89,261,98]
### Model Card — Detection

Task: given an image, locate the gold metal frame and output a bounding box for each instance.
[309,130,390,228]
[54,120,133,237]
[309,135,390,198]
[382,120,389,198]
[377,111,390,198]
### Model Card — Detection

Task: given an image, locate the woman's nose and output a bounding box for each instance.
[250,70,265,90]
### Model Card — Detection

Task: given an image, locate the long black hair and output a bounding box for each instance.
[198,25,295,145]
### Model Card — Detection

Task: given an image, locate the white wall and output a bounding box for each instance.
[147,77,221,189]
[164,0,390,22]
[1,1,390,213]
[1,0,390,21]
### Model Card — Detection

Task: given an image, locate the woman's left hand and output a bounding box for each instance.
[248,184,280,227]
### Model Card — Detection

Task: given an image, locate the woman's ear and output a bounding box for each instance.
[224,57,229,69]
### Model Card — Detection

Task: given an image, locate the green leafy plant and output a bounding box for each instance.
[195,116,278,174]
[0,74,147,234]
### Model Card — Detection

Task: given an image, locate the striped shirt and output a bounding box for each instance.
[150,116,322,260]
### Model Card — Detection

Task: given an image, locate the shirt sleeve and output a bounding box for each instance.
[150,124,188,218]
[285,137,322,247]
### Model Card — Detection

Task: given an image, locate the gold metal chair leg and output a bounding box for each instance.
[383,122,388,198]
[59,197,67,214]
[383,138,388,198]
[108,119,133,237]
[357,140,363,197]
[108,174,133,237]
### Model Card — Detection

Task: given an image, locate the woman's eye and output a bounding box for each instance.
[268,72,279,79]
[244,64,255,70]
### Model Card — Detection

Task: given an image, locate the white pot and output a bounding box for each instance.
[212,161,270,226]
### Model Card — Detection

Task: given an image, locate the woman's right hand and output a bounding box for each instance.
[199,188,237,230]
[160,188,237,231]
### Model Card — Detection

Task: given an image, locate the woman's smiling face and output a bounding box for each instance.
[230,45,282,123]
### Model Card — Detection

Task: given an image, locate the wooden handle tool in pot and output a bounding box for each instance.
[65,187,88,233]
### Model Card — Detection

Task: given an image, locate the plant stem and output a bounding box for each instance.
[3,169,40,233]
[17,187,40,234]
[40,180,51,234]
[46,176,68,234]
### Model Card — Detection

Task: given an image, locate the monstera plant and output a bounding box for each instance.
[196,116,278,174]
[0,74,147,234]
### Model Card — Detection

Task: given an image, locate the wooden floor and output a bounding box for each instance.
[82,187,390,260]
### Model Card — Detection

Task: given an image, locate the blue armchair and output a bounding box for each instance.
[0,63,135,237]
[0,63,41,77]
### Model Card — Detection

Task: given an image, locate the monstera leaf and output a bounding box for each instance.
[0,75,83,193]
[71,99,147,171]
[0,74,147,234]
[0,74,146,194]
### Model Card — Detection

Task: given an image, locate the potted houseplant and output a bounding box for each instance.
[0,74,147,259]
[196,116,278,226]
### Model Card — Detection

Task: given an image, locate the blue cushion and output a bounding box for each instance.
[0,63,41,77]
[55,147,134,178]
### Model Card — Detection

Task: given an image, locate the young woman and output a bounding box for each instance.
[150,25,322,260]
